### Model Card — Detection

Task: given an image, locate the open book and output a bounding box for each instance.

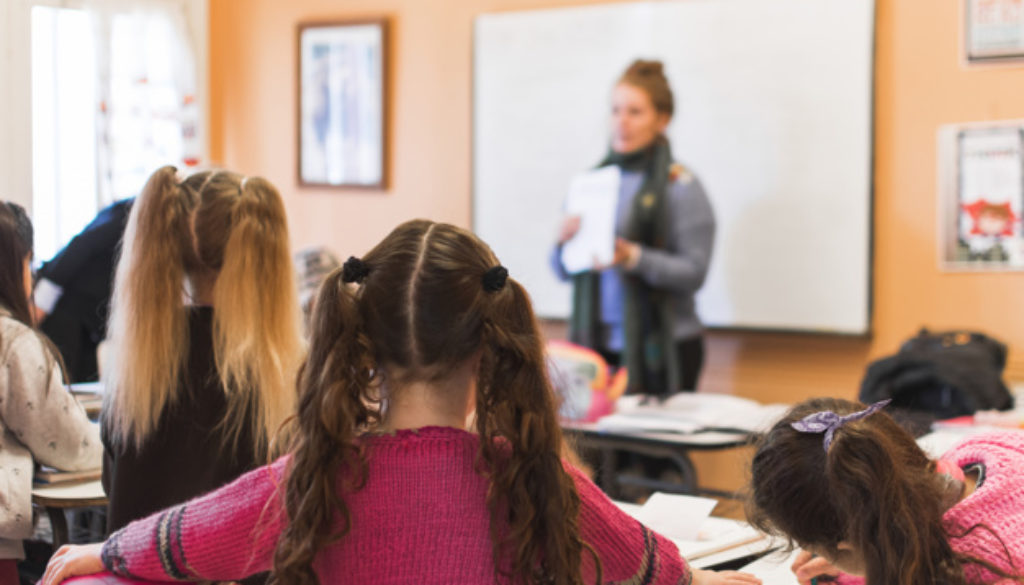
[597,393,790,435]
[615,494,766,561]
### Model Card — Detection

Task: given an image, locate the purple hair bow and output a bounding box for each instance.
[790,399,891,451]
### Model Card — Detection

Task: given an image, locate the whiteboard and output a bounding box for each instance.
[473,0,874,334]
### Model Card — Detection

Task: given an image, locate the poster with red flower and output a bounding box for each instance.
[945,125,1024,268]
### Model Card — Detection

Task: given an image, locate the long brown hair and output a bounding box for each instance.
[103,166,303,456]
[747,397,1021,585]
[0,201,67,389]
[0,202,34,326]
[272,220,598,585]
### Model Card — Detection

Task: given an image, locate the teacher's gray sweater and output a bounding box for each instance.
[551,167,716,350]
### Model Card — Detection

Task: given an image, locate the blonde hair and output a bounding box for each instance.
[103,166,303,457]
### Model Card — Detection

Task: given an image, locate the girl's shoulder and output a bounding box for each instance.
[1,313,44,356]
[666,162,711,211]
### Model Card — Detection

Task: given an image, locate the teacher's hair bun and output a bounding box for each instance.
[625,59,665,79]
[619,59,674,117]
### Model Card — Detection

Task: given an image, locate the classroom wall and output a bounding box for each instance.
[209,0,1024,405]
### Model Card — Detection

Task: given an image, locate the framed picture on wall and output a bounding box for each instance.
[965,0,1024,63]
[938,121,1024,270]
[297,19,388,189]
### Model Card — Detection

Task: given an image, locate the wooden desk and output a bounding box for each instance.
[32,480,107,547]
[563,422,751,499]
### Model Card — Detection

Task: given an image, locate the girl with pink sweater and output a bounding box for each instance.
[42,220,759,585]
[747,397,1024,585]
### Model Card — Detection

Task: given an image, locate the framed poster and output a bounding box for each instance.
[965,0,1024,62]
[939,122,1024,269]
[298,19,388,189]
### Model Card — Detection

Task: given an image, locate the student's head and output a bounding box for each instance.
[611,59,674,154]
[104,166,303,455]
[0,201,34,325]
[294,246,341,331]
[747,397,969,585]
[273,220,596,585]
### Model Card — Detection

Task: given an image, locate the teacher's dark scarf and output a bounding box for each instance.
[569,136,680,395]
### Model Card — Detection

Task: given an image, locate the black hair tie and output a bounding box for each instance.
[482,266,508,292]
[341,256,370,284]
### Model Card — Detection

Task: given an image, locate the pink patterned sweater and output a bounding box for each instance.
[100,426,691,585]
[834,432,1024,585]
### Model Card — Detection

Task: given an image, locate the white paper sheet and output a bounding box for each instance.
[616,498,769,565]
[560,166,620,274]
[673,517,765,561]
[740,548,802,585]
[600,393,791,434]
[630,492,717,541]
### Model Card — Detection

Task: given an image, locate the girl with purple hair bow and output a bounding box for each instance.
[746,397,1024,585]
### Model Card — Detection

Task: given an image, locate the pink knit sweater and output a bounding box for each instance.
[832,432,1024,585]
[942,432,1024,584]
[100,426,691,585]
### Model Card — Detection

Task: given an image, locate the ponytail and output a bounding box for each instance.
[476,279,599,585]
[272,270,376,585]
[211,176,303,457]
[104,167,303,456]
[0,202,34,327]
[270,220,597,585]
[748,398,1024,585]
[104,166,196,448]
[825,423,958,585]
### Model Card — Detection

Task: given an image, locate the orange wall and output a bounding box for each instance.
[209,0,1024,401]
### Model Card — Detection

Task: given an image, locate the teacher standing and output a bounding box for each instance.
[552,59,715,396]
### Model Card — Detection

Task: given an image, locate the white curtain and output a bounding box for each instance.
[86,0,200,204]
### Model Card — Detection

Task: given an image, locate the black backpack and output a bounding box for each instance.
[859,329,1013,432]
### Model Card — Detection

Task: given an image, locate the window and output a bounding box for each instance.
[31,6,98,261]
[2,0,208,261]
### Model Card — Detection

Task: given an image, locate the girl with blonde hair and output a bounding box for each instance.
[100,166,304,532]
[43,219,757,585]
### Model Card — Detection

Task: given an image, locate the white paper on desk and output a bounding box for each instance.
[740,548,802,585]
[596,412,702,434]
[672,517,766,561]
[69,381,105,395]
[560,166,620,274]
[612,393,790,434]
[631,492,717,541]
[917,427,997,459]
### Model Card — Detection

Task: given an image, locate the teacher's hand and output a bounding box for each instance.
[593,238,641,271]
[558,215,582,244]
[613,237,641,269]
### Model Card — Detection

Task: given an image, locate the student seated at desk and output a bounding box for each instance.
[41,220,759,585]
[99,167,304,533]
[0,202,102,582]
[747,398,1024,585]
